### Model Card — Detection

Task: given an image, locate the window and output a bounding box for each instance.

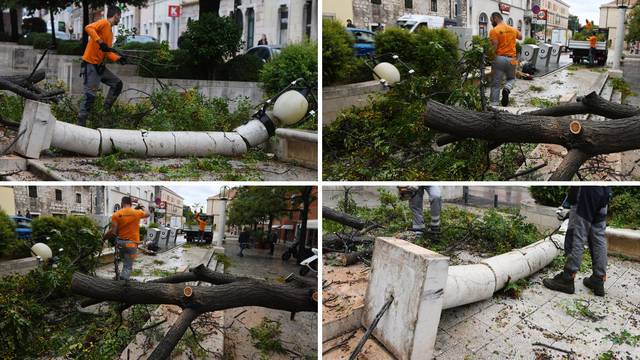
[55,189,62,201]
[405,0,413,8]
[353,30,375,44]
[518,19,523,32]
[28,186,37,198]
[371,0,381,4]
[246,8,255,48]
[455,3,459,16]
[508,18,514,26]
[278,5,289,45]
[76,193,81,204]
[431,0,437,12]
[479,13,488,38]
[303,0,312,38]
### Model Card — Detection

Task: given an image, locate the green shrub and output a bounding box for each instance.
[374,27,417,64]
[177,14,243,79]
[524,37,538,45]
[609,188,640,229]
[0,93,24,123]
[121,41,162,51]
[259,40,317,96]
[0,210,21,259]
[56,40,83,55]
[32,32,53,49]
[529,186,568,206]
[322,19,356,86]
[31,216,102,273]
[221,54,264,81]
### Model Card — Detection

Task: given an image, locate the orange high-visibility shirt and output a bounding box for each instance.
[489,22,521,58]
[82,19,120,65]
[112,207,146,244]
[588,36,597,48]
[195,215,206,231]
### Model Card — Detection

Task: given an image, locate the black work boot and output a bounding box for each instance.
[583,275,605,297]
[428,226,441,244]
[501,88,510,106]
[543,271,575,294]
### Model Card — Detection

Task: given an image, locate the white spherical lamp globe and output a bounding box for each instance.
[373,62,401,85]
[31,243,53,261]
[272,90,309,125]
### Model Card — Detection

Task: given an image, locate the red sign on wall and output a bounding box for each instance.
[499,3,511,14]
[168,5,181,18]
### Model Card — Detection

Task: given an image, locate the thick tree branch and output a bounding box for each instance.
[323,206,368,230]
[548,149,591,181]
[526,91,640,119]
[148,308,199,360]
[0,70,64,101]
[423,100,640,179]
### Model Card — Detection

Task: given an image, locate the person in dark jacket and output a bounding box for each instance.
[238,227,250,257]
[543,186,612,296]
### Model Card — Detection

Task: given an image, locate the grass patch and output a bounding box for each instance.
[529,97,558,108]
[528,85,544,92]
[499,278,529,299]
[562,298,605,321]
[215,253,233,269]
[611,77,637,102]
[605,330,640,346]
[130,268,143,276]
[150,268,176,277]
[95,151,152,173]
[152,259,165,265]
[249,317,287,357]
[598,351,614,360]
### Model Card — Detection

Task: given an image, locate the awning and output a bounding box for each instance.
[305,220,318,230]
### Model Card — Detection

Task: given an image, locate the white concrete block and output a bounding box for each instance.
[15,100,56,159]
[364,237,449,360]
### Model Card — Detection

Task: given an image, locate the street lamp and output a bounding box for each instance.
[611,0,630,70]
[212,186,229,247]
[365,54,415,88]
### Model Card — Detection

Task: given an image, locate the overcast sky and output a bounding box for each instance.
[565,0,608,25]
[167,184,223,211]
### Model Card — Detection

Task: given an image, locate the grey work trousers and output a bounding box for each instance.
[409,186,442,231]
[563,205,608,277]
[490,55,516,105]
[79,62,123,125]
[117,239,138,280]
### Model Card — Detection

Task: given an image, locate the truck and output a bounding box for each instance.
[182,223,213,243]
[568,30,609,66]
[551,29,572,48]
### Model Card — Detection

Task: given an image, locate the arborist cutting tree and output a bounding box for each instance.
[103,196,150,280]
[543,186,612,297]
[398,186,442,242]
[195,212,207,243]
[78,6,128,126]
[488,12,522,107]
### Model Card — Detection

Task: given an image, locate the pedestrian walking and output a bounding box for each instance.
[238,227,250,257]
[258,34,268,45]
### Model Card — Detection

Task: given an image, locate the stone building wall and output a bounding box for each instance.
[351,0,453,30]
[13,186,96,217]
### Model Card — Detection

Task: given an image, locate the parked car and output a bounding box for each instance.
[346,28,376,57]
[123,35,158,45]
[10,216,32,240]
[396,14,445,32]
[245,45,282,62]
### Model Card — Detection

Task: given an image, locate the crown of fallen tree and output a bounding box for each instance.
[72,264,317,360]
[425,91,640,180]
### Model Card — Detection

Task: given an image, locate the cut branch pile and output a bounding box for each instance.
[0,70,64,101]
[424,92,640,180]
[323,206,376,266]
[72,264,317,360]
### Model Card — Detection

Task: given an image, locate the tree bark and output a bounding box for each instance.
[322,206,367,230]
[339,250,373,266]
[323,233,374,251]
[423,100,640,180]
[148,308,199,360]
[526,91,640,119]
[0,70,64,101]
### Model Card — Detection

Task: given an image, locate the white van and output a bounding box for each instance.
[396,14,446,32]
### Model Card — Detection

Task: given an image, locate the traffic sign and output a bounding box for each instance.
[532,5,540,14]
[168,5,181,18]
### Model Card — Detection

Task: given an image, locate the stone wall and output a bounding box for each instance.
[322,80,383,126]
[351,0,453,29]
[13,185,96,217]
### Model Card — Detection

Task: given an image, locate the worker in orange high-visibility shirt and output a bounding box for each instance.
[488,12,522,107]
[78,6,128,126]
[103,196,150,280]
[587,34,598,67]
[195,212,207,242]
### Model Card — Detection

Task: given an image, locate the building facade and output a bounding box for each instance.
[219,0,318,49]
[154,186,184,227]
[12,186,98,218]
[468,0,528,38]
[345,0,454,30]
[104,185,156,226]
[537,0,569,40]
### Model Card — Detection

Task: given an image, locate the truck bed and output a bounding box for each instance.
[568,40,607,51]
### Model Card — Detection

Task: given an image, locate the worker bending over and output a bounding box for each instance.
[543,186,612,296]
[489,12,522,107]
[78,6,128,126]
[103,196,150,280]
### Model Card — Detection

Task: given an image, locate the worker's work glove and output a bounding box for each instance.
[117,56,128,65]
[556,207,570,221]
[98,41,110,52]
[135,204,145,210]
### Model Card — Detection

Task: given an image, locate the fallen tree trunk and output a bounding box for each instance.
[423,100,640,180]
[323,206,368,230]
[323,233,374,251]
[339,250,373,266]
[72,266,316,360]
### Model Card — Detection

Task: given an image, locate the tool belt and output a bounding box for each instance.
[115,238,139,249]
[80,60,106,79]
